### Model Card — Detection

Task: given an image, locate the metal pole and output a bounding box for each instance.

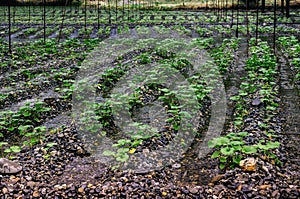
[44,0,46,43]
[8,0,12,54]
[123,0,125,21]
[85,0,87,31]
[98,0,100,29]
[108,0,112,24]
[256,0,259,44]
[230,0,234,28]
[273,0,276,51]
[116,0,118,22]
[262,0,265,12]
[236,0,239,38]
[286,0,290,18]
[29,1,31,22]
[246,0,249,56]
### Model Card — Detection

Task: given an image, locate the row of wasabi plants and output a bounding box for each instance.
[0,38,101,158]
[278,36,300,89]
[73,36,241,166]
[209,38,282,169]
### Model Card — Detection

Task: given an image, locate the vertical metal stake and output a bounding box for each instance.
[8,0,12,54]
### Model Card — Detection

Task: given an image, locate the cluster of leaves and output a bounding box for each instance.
[78,27,94,37]
[278,36,300,82]
[210,39,281,170]
[0,38,101,158]
[103,123,159,162]
[231,39,277,128]
[0,38,100,72]
[55,79,76,99]
[99,39,218,163]
[99,75,184,163]
[103,36,245,165]
[0,101,50,157]
[210,38,240,74]
[208,132,280,169]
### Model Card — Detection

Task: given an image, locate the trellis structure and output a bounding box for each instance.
[1,0,299,53]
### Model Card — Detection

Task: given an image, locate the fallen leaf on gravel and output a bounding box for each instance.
[129,148,136,154]
[162,191,167,196]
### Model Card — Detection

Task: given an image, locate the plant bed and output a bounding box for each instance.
[0,7,299,199]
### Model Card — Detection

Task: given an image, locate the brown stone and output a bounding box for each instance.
[239,158,257,172]
[162,191,167,196]
[32,191,40,197]
[211,174,225,183]
[259,184,272,190]
[2,187,9,194]
[78,187,84,193]
[237,185,242,191]
[252,98,261,106]
[0,158,22,174]
[27,181,36,187]
[189,187,199,194]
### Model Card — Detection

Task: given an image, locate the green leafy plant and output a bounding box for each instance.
[209,132,281,169]
[4,145,21,155]
[0,142,8,157]
[211,39,281,170]
[208,132,250,169]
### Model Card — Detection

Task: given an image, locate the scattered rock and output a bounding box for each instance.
[262,165,269,173]
[0,44,299,199]
[211,174,224,184]
[272,190,279,197]
[32,190,40,197]
[0,158,22,174]
[78,187,84,193]
[252,98,261,106]
[161,191,167,196]
[27,181,36,187]
[2,187,9,194]
[259,184,272,190]
[172,163,181,169]
[237,185,242,191]
[188,186,199,194]
[239,158,257,172]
